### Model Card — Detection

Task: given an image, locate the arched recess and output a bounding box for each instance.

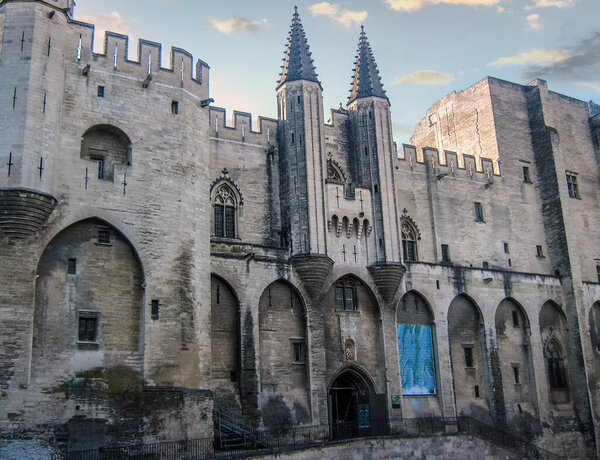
[539,301,571,407]
[211,274,241,412]
[589,302,600,354]
[81,124,132,181]
[328,365,384,439]
[32,218,144,376]
[397,291,437,399]
[448,294,491,420]
[494,298,537,424]
[258,280,310,428]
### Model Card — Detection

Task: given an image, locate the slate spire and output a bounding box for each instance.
[277,6,320,89]
[348,26,388,105]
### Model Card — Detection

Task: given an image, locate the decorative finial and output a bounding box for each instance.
[361,25,365,33]
[294,6,298,16]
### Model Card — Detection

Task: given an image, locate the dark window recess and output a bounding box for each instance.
[464,347,473,368]
[483,261,489,269]
[522,166,530,183]
[97,86,104,97]
[373,184,378,193]
[214,204,224,237]
[474,202,484,222]
[474,385,480,398]
[436,280,440,290]
[171,100,179,114]
[368,111,372,119]
[504,242,509,254]
[297,95,301,104]
[513,366,520,384]
[91,157,105,179]
[508,258,512,267]
[596,264,600,283]
[230,371,237,382]
[214,205,235,238]
[536,245,543,257]
[225,206,235,238]
[517,403,523,413]
[67,258,77,275]
[364,146,368,156]
[335,283,356,311]
[512,310,519,327]
[441,244,450,263]
[293,341,304,363]
[566,172,579,199]
[98,228,111,244]
[151,299,160,320]
[78,316,97,342]
[403,240,417,262]
[378,238,383,249]
[291,132,295,144]
[47,36,51,56]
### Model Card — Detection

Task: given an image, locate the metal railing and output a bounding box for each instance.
[51,415,565,460]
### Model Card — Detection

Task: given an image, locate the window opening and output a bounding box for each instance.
[97,86,104,97]
[98,228,111,244]
[464,346,473,368]
[401,220,418,262]
[504,242,509,254]
[566,172,579,199]
[512,310,519,327]
[171,100,179,114]
[335,280,357,311]
[596,264,600,283]
[67,258,77,275]
[213,183,238,238]
[513,365,520,384]
[522,166,530,183]
[536,245,543,257]
[230,371,237,382]
[151,299,160,320]
[374,184,378,193]
[474,202,484,222]
[292,341,305,363]
[78,314,98,342]
[441,244,450,264]
[474,385,480,398]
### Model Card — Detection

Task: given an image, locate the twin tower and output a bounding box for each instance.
[277,8,403,297]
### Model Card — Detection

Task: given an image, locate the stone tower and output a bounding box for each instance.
[347,26,400,264]
[277,7,327,257]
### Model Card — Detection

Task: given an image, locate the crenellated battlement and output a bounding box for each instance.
[70,21,209,99]
[398,144,500,179]
[209,107,277,146]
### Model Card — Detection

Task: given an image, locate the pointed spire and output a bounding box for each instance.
[348,26,388,105]
[277,6,320,89]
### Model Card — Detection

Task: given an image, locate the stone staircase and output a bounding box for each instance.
[213,409,261,450]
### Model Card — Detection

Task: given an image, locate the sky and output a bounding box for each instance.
[73,0,600,143]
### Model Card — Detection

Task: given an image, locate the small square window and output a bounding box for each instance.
[98,228,111,244]
[78,313,98,342]
[522,166,530,183]
[171,100,179,115]
[512,310,519,327]
[97,86,104,97]
[292,340,305,363]
[566,172,579,199]
[474,202,484,222]
[67,258,77,275]
[536,245,544,257]
[464,346,474,368]
[441,244,450,264]
[151,299,160,320]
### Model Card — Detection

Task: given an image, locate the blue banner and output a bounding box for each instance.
[397,324,436,395]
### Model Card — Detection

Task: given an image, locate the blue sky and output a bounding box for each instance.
[74,0,600,143]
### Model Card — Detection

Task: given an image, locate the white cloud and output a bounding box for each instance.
[576,81,600,93]
[385,0,500,12]
[209,17,267,34]
[488,48,572,67]
[392,70,455,85]
[78,12,132,52]
[526,0,577,9]
[309,2,367,27]
[527,13,541,30]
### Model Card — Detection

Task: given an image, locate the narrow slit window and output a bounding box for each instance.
[441,244,450,264]
[474,202,484,222]
[513,366,520,384]
[464,346,473,368]
[512,310,519,327]
[536,245,544,257]
[171,100,179,115]
[522,166,530,183]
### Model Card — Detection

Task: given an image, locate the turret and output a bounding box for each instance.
[346,26,400,263]
[277,7,327,257]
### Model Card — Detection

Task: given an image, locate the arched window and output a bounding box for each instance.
[545,338,567,389]
[401,220,418,262]
[213,183,238,238]
[335,279,357,311]
[327,160,345,183]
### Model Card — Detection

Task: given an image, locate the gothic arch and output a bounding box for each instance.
[211,274,241,411]
[448,294,491,420]
[258,279,310,427]
[32,218,144,376]
[211,169,243,238]
[81,124,132,180]
[210,168,244,206]
[327,363,377,394]
[326,159,346,183]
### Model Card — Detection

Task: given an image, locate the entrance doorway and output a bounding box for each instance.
[328,368,387,439]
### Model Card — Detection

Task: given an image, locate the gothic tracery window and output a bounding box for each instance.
[327,160,344,183]
[401,220,418,262]
[213,183,237,238]
[545,338,567,389]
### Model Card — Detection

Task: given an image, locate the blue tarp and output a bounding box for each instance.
[397,324,436,395]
